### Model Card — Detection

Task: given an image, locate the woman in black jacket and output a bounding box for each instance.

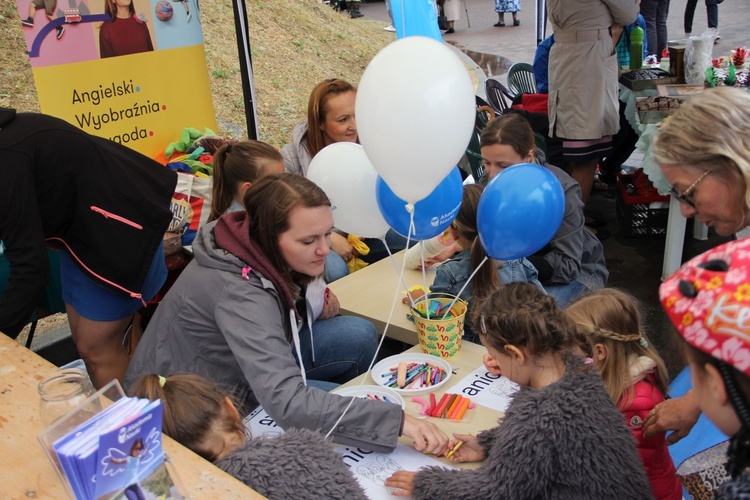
[0,108,176,388]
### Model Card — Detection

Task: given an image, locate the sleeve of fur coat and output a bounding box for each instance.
[411,392,554,499]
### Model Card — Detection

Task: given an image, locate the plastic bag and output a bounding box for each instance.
[685,29,718,85]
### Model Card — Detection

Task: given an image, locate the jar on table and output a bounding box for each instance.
[38,368,95,427]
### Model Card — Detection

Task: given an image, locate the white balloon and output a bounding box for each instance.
[356,36,476,204]
[307,143,391,238]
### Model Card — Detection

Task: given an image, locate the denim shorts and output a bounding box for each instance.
[60,245,166,321]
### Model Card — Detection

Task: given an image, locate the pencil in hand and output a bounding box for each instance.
[445,440,464,459]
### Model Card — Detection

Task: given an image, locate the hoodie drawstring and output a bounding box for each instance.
[306,300,316,365]
[290,309,308,386]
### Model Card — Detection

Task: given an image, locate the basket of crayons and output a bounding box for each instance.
[410,293,467,359]
[371,353,452,396]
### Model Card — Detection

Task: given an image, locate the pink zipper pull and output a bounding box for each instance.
[241,266,252,280]
[130,293,147,308]
[90,206,143,230]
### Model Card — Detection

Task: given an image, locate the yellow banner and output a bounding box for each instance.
[31,45,216,160]
[16,0,216,160]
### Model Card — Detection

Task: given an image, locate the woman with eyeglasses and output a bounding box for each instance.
[652,87,750,237]
[642,87,750,445]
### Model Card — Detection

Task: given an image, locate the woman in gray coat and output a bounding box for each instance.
[126,173,449,455]
[547,0,639,206]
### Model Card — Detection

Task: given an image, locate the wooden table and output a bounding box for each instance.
[328,249,437,345]
[0,334,265,499]
[340,341,503,470]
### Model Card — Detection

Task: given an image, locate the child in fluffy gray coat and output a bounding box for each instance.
[386,282,654,499]
[129,373,366,500]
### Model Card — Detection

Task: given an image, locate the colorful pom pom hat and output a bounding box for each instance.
[660,237,750,477]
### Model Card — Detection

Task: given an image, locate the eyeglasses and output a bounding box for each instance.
[669,171,709,209]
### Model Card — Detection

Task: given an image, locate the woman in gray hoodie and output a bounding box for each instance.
[126,173,449,455]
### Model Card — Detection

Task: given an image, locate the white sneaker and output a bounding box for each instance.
[384,24,396,32]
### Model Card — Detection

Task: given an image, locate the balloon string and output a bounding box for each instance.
[420,239,431,319]
[400,0,405,34]
[325,228,415,441]
[406,207,430,318]
[440,256,489,319]
[383,236,416,309]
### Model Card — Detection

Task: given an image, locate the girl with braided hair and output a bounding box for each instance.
[567,288,681,499]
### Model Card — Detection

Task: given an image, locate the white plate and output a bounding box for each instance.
[333,385,406,409]
[370,353,452,396]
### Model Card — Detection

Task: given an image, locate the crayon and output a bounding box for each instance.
[442,394,459,418]
[432,393,451,417]
[448,396,466,419]
[453,397,472,421]
[448,396,464,420]
[402,365,428,388]
[397,361,407,388]
[445,440,464,459]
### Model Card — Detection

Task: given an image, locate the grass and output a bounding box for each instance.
[0,0,394,148]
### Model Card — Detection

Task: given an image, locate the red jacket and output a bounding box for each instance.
[619,374,682,500]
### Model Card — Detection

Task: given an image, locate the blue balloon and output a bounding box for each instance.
[477,163,565,260]
[391,0,442,42]
[377,168,462,241]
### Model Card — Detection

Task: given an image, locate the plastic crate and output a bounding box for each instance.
[616,172,670,237]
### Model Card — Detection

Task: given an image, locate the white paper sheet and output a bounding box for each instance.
[305,277,327,322]
[444,365,520,413]
[244,407,455,499]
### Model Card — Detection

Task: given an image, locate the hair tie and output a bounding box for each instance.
[639,337,648,349]
[158,375,167,387]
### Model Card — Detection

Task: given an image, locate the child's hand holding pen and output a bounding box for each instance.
[443,433,483,463]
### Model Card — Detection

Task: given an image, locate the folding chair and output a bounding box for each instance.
[485,78,512,115]
[464,97,496,180]
[507,62,538,98]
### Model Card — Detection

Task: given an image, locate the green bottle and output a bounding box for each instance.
[629,26,644,70]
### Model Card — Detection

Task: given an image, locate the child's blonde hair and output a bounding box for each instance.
[128,374,245,462]
[566,288,669,409]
